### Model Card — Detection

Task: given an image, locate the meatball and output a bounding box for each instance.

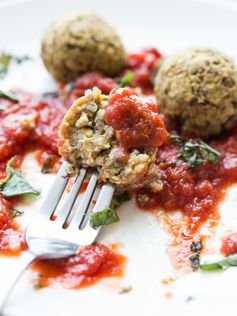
[58,88,163,192]
[155,47,237,137]
[41,13,126,82]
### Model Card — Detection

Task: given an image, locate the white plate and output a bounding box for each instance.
[1,0,237,315]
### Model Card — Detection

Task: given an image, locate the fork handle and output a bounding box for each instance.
[0,251,35,315]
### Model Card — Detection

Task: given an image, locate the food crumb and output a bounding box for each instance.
[164,291,173,299]
[33,282,45,290]
[119,286,132,294]
[161,276,176,285]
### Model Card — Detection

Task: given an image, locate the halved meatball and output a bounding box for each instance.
[58,88,163,192]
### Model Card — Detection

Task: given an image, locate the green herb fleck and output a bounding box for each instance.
[118,70,134,88]
[0,90,18,102]
[0,53,12,79]
[0,52,31,79]
[191,240,203,252]
[167,134,183,143]
[10,208,24,218]
[119,286,132,294]
[110,192,130,210]
[90,207,119,229]
[186,296,194,303]
[168,134,220,168]
[14,55,31,64]
[178,140,220,168]
[41,156,54,174]
[33,282,45,290]
[200,253,237,272]
[189,253,200,271]
[0,157,40,197]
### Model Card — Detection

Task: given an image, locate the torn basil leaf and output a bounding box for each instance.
[200,253,237,271]
[90,207,119,229]
[0,90,18,102]
[0,157,40,197]
[110,192,130,210]
[189,253,200,271]
[191,240,203,252]
[168,134,220,168]
[178,140,220,168]
[41,156,54,174]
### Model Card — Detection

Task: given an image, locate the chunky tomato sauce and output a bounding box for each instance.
[31,243,126,289]
[105,88,167,151]
[0,195,25,255]
[221,232,237,256]
[135,127,237,268]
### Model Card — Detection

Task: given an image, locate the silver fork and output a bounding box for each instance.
[0,161,115,314]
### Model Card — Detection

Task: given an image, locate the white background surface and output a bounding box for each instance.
[0,0,237,315]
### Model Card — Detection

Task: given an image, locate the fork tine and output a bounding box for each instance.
[39,161,69,217]
[75,183,115,245]
[92,183,115,213]
[69,172,98,228]
[56,168,87,225]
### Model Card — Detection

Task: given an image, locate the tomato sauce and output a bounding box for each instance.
[105,88,167,150]
[0,195,25,255]
[137,132,237,232]
[127,48,162,94]
[135,128,237,268]
[1,46,237,284]
[220,233,237,256]
[31,243,126,289]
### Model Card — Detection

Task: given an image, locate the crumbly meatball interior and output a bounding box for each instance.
[41,13,126,83]
[155,47,237,137]
[58,88,162,192]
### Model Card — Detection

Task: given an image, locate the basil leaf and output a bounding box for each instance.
[0,90,18,102]
[189,253,200,271]
[200,253,237,271]
[90,207,119,229]
[118,70,134,88]
[191,240,203,252]
[179,140,220,168]
[168,134,220,168]
[0,158,40,197]
[110,192,130,209]
[41,156,54,174]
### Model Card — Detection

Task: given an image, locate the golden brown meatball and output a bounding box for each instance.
[41,13,126,82]
[155,47,237,137]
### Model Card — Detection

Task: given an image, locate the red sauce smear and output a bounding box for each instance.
[136,130,237,268]
[0,46,237,281]
[221,232,237,256]
[105,88,167,150]
[127,48,162,94]
[31,243,126,289]
[0,195,25,255]
[35,150,61,174]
